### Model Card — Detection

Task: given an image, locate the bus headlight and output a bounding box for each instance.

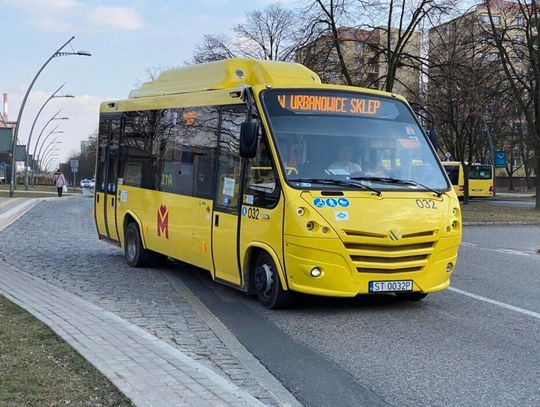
[297,207,305,216]
[310,267,322,277]
[446,262,454,272]
[306,221,315,231]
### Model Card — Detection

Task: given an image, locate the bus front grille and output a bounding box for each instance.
[342,229,437,274]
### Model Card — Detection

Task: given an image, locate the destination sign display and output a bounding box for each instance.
[277,94,381,116]
[265,90,400,119]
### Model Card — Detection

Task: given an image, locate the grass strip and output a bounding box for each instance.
[461,201,540,223]
[0,295,132,407]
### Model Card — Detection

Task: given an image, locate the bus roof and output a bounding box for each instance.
[128,58,322,99]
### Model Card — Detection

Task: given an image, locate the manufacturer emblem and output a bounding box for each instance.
[157,205,169,239]
[389,229,401,241]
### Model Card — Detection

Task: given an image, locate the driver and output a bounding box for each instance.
[328,144,362,174]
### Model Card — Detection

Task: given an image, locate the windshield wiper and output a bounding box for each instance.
[289,178,382,196]
[350,177,443,197]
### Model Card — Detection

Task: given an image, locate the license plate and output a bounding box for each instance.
[369,280,413,293]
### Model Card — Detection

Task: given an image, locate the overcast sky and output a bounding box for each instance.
[0,0,295,167]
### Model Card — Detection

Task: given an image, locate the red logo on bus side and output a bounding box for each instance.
[157,205,169,239]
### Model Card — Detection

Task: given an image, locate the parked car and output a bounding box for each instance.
[80,179,91,188]
[89,178,95,188]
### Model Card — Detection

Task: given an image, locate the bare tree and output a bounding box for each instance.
[483,0,540,208]
[428,6,509,203]
[192,4,304,63]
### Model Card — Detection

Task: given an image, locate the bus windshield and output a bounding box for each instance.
[261,89,449,191]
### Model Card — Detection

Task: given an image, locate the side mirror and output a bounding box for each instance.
[240,120,259,158]
[429,128,438,150]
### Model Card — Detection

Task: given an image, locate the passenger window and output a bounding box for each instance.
[243,136,280,209]
[215,107,245,210]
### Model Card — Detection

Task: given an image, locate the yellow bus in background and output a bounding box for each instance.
[441,161,464,198]
[94,58,461,308]
[442,162,493,199]
[468,164,494,198]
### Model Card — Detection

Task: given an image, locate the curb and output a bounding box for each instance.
[165,271,302,407]
[0,199,39,230]
[0,263,265,407]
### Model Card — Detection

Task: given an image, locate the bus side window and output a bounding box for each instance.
[243,135,280,209]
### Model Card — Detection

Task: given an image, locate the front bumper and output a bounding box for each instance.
[284,235,460,297]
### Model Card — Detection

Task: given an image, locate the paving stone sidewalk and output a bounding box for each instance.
[0,196,281,405]
[0,263,263,407]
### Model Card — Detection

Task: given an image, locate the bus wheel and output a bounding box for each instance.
[395,292,428,302]
[253,252,292,309]
[124,222,151,267]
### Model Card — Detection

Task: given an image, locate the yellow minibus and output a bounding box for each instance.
[94,59,461,308]
[441,161,464,198]
[468,164,494,198]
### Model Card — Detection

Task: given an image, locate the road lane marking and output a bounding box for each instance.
[461,242,536,258]
[449,287,540,320]
[460,242,478,248]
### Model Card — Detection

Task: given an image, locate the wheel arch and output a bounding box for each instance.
[122,211,147,249]
[242,242,288,293]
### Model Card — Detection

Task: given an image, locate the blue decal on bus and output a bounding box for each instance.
[313,198,325,208]
[338,198,350,207]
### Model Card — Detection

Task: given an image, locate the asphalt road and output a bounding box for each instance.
[177,226,540,407]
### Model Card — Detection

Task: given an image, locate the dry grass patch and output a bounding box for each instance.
[0,295,132,407]
[461,201,540,223]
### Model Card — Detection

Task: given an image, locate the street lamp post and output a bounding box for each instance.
[40,142,62,168]
[9,35,91,197]
[43,154,59,173]
[36,131,64,167]
[31,112,68,184]
[24,83,74,190]
[41,148,61,173]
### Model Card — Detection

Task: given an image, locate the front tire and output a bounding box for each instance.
[253,252,292,309]
[124,222,151,267]
[395,292,428,302]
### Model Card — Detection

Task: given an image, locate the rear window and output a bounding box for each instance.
[469,165,492,180]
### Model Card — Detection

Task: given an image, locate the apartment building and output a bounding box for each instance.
[428,0,533,175]
[296,27,421,100]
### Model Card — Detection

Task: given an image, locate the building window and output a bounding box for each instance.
[516,16,524,27]
[356,41,364,53]
[480,14,500,25]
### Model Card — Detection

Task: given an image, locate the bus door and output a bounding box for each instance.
[212,107,245,286]
[95,116,120,241]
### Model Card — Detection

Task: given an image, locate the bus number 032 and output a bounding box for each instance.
[247,207,259,220]
[416,199,437,209]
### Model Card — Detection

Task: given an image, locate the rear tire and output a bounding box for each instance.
[124,222,151,267]
[253,252,292,309]
[395,292,428,302]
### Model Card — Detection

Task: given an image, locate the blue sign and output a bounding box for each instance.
[313,198,325,208]
[241,207,248,216]
[337,197,350,208]
[495,151,507,168]
[325,198,338,208]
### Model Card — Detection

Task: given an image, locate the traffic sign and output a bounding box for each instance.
[495,151,507,168]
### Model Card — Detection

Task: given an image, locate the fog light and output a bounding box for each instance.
[452,220,459,229]
[446,262,454,272]
[453,207,458,216]
[310,267,322,277]
[306,221,315,231]
[297,207,305,216]
[321,226,329,233]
